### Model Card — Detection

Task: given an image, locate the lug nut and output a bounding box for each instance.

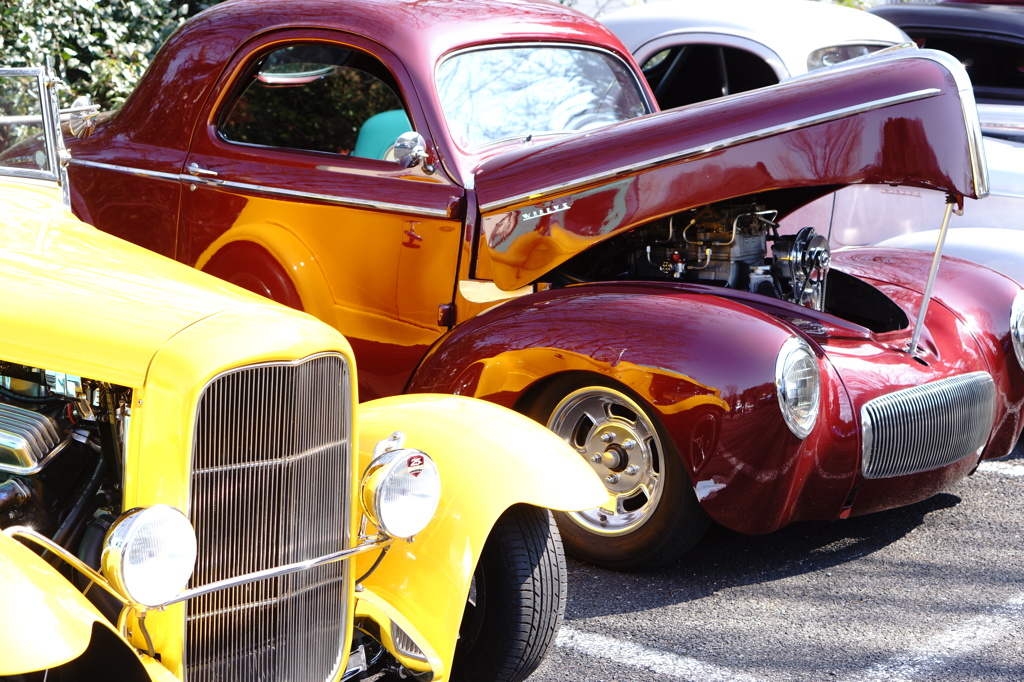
[605,473,620,484]
[624,465,640,476]
[622,439,636,450]
[590,454,603,463]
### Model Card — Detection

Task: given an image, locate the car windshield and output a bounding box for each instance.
[436,45,650,150]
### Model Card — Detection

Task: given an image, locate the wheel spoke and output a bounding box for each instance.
[580,398,610,428]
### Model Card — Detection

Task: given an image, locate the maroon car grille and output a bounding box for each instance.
[185,354,351,682]
[860,371,995,479]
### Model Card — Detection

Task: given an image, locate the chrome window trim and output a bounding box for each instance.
[0,65,67,202]
[480,87,942,214]
[68,157,451,219]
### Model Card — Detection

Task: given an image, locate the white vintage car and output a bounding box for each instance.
[603,0,1024,282]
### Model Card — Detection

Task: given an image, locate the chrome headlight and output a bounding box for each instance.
[775,336,821,439]
[361,448,440,540]
[101,505,197,608]
[1012,290,1024,370]
[807,44,885,71]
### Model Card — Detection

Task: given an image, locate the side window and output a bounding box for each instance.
[641,45,778,110]
[914,34,1024,103]
[220,43,411,160]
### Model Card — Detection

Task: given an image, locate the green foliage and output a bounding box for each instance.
[0,0,215,108]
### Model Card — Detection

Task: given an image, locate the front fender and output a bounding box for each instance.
[0,531,99,673]
[407,283,862,535]
[832,247,1024,458]
[353,394,606,680]
[0,531,168,680]
[874,226,1024,284]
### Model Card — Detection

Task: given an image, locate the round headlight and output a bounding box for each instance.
[1011,290,1024,370]
[101,505,197,608]
[775,336,821,439]
[807,44,883,71]
[360,448,440,540]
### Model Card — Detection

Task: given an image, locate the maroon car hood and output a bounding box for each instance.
[474,48,986,291]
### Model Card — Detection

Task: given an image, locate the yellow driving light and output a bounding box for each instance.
[360,448,440,539]
[101,505,197,608]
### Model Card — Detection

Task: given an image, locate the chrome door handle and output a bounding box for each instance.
[188,162,218,177]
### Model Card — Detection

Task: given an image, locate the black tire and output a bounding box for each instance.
[528,376,710,571]
[202,242,303,309]
[451,505,567,682]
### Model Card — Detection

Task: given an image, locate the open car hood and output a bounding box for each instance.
[474,47,987,291]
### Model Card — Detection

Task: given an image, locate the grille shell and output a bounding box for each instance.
[185,354,351,682]
[861,371,995,479]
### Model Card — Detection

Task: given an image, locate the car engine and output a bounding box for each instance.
[559,202,832,311]
[0,362,126,565]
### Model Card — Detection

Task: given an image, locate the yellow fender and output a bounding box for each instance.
[0,531,99,673]
[353,394,607,680]
[0,531,170,679]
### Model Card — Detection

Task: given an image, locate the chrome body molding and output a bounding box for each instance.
[70,157,179,182]
[860,371,995,479]
[69,157,451,219]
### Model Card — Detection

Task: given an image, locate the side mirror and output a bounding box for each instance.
[392,131,432,172]
[67,95,98,139]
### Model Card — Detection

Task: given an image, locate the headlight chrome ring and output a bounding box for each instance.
[1011,290,1024,370]
[775,336,821,439]
[101,505,197,608]
[361,447,440,540]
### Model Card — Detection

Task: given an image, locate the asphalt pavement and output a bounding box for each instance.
[530,442,1024,682]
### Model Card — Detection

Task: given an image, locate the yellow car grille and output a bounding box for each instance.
[185,354,351,682]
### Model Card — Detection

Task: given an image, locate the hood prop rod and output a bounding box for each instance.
[908,192,963,359]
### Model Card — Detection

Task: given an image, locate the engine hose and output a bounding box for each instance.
[0,384,65,406]
[49,453,106,554]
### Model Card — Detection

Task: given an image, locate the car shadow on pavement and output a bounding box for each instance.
[564,491,962,618]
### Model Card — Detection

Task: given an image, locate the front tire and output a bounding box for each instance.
[451,505,566,682]
[532,378,709,570]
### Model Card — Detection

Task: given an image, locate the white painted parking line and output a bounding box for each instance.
[978,461,1024,477]
[841,593,1024,682]
[556,626,763,682]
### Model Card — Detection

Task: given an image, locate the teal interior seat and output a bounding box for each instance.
[353,109,412,160]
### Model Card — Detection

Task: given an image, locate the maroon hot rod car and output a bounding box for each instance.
[63,0,1024,569]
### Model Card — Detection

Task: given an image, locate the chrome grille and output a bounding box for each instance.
[861,371,995,479]
[186,354,351,682]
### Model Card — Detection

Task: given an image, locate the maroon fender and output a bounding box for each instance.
[833,247,1024,458]
[409,282,861,534]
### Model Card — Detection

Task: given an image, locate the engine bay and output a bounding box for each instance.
[552,200,908,333]
[557,202,832,309]
[0,362,127,566]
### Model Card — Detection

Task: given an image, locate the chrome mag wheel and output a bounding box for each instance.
[547,386,665,536]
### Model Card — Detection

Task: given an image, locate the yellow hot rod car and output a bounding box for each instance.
[0,64,604,682]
